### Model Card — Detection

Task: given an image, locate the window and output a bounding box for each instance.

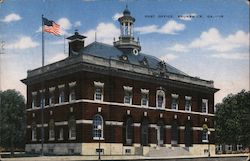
[69,88,76,102]
[171,94,178,110]
[59,88,65,103]
[93,114,103,139]
[141,89,149,107]
[49,119,55,140]
[31,122,37,141]
[40,92,45,108]
[185,96,192,111]
[49,87,55,105]
[124,86,133,104]
[202,131,208,143]
[125,117,133,145]
[68,116,76,140]
[202,99,208,113]
[94,81,104,101]
[31,92,37,108]
[59,128,64,140]
[156,90,165,108]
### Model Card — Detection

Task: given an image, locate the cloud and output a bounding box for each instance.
[112,12,123,21]
[178,13,197,21]
[167,44,189,52]
[160,54,178,61]
[6,36,39,50]
[1,13,22,23]
[134,25,158,34]
[57,18,72,35]
[48,52,67,64]
[74,21,81,27]
[211,52,249,60]
[189,28,249,52]
[83,22,120,45]
[135,20,185,34]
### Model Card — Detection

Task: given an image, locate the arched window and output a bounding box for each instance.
[68,116,76,140]
[125,117,133,145]
[171,120,179,146]
[141,118,148,146]
[31,122,37,141]
[156,90,165,108]
[93,114,103,140]
[49,119,55,140]
[185,121,193,147]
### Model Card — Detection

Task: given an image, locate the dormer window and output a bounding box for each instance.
[124,86,133,105]
[94,81,104,101]
[156,89,165,109]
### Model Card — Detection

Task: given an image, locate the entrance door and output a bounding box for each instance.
[157,126,163,146]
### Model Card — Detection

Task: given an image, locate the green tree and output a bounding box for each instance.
[0,89,26,156]
[215,90,250,151]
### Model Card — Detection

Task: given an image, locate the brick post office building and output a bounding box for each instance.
[22,7,219,156]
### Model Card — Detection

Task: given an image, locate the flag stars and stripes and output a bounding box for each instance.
[43,17,61,36]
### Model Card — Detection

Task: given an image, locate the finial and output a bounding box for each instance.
[75,29,78,35]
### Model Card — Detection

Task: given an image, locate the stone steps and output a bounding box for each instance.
[147,146,191,157]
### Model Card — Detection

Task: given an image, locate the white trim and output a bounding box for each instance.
[133,123,141,127]
[26,98,215,116]
[49,87,55,92]
[94,81,104,87]
[58,84,65,88]
[105,121,123,126]
[93,137,104,140]
[141,89,149,93]
[76,119,92,124]
[39,89,45,93]
[69,81,76,87]
[55,121,68,126]
[123,86,133,91]
[37,124,48,127]
[26,120,215,131]
[32,91,37,96]
[171,94,179,98]
[185,96,192,100]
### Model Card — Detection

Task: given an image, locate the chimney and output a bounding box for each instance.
[66,30,87,57]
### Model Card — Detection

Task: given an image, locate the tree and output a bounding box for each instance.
[0,89,26,156]
[215,90,250,151]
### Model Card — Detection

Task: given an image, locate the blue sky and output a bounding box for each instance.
[0,0,249,104]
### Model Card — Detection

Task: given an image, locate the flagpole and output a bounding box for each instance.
[41,14,45,156]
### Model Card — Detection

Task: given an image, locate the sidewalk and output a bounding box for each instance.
[0,153,249,161]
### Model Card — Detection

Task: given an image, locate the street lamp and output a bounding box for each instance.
[208,130,211,157]
[97,125,102,161]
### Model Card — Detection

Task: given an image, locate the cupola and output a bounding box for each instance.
[113,5,141,55]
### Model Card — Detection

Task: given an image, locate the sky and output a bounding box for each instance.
[0,0,249,104]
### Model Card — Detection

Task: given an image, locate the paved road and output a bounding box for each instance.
[0,155,249,161]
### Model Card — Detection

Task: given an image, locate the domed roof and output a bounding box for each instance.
[123,5,130,15]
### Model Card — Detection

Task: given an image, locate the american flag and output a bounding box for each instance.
[42,17,60,36]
